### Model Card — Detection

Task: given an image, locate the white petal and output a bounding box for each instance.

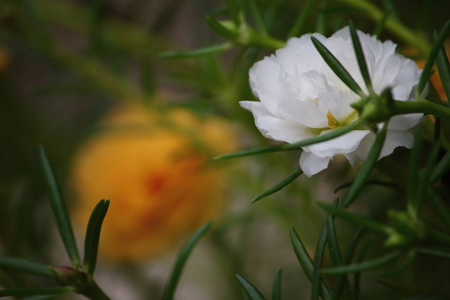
[387,113,423,130]
[379,130,414,159]
[277,97,328,128]
[308,130,371,158]
[240,101,315,143]
[299,151,331,177]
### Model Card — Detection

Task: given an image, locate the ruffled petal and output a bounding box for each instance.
[299,151,331,177]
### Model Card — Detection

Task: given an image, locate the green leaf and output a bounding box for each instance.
[334,180,399,193]
[311,221,328,300]
[408,121,424,203]
[0,287,73,298]
[159,43,232,59]
[205,16,238,41]
[333,227,364,300]
[414,139,442,210]
[162,222,211,300]
[373,8,391,38]
[436,41,450,100]
[431,150,450,184]
[214,119,364,160]
[271,269,282,300]
[236,275,266,300]
[311,36,364,96]
[326,200,342,267]
[39,146,80,267]
[416,20,450,98]
[226,0,241,26]
[290,228,333,300]
[429,190,450,230]
[321,250,402,275]
[252,167,303,203]
[416,248,450,259]
[244,0,267,36]
[0,256,53,278]
[344,124,388,207]
[316,0,327,35]
[380,250,415,278]
[315,202,391,234]
[349,21,373,93]
[83,199,110,275]
[288,0,315,38]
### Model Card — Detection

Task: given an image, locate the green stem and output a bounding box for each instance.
[392,100,450,119]
[83,282,111,300]
[338,0,431,55]
[248,29,285,50]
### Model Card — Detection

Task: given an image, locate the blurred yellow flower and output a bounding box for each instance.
[71,106,236,262]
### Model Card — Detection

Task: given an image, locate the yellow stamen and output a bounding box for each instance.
[327,112,339,128]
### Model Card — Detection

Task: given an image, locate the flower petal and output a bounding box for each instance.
[307,130,371,158]
[299,151,331,177]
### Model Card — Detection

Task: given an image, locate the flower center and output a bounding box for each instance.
[327,112,339,128]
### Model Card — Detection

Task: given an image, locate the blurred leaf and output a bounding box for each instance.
[321,250,402,275]
[162,222,211,300]
[326,200,342,267]
[288,0,315,38]
[344,124,388,207]
[373,8,391,38]
[408,121,424,203]
[416,0,434,31]
[354,234,375,299]
[311,36,364,96]
[416,20,450,98]
[39,146,80,267]
[333,227,364,300]
[214,119,364,160]
[226,0,241,26]
[380,250,415,278]
[236,275,266,300]
[416,248,450,259]
[206,16,238,41]
[436,42,450,101]
[429,190,450,230]
[349,21,373,92]
[414,139,442,210]
[244,0,267,36]
[334,180,399,193]
[252,167,303,203]
[159,43,232,59]
[271,269,282,300]
[316,0,327,35]
[0,287,73,298]
[83,199,110,276]
[311,221,328,300]
[0,256,53,278]
[290,228,333,300]
[316,202,391,234]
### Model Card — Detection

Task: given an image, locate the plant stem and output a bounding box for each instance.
[83,282,111,300]
[338,0,431,55]
[392,100,450,119]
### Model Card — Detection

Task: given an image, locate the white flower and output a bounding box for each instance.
[241,26,424,177]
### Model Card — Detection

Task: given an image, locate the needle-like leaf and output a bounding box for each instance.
[316,202,391,235]
[311,36,364,96]
[83,199,110,275]
[344,124,387,207]
[417,248,450,260]
[290,228,333,300]
[436,37,450,100]
[162,222,211,300]
[0,256,53,278]
[236,275,266,300]
[245,0,267,35]
[311,221,328,300]
[39,146,80,267]
[214,119,364,160]
[430,150,450,184]
[252,167,303,203]
[321,250,402,275]
[288,0,315,38]
[159,43,232,59]
[205,16,238,41]
[0,287,73,298]
[272,269,282,300]
[416,20,450,98]
[349,21,373,93]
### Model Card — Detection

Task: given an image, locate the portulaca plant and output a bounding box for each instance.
[241,26,423,177]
